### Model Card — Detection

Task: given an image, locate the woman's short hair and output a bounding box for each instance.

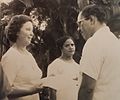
[56,35,74,50]
[6,14,32,43]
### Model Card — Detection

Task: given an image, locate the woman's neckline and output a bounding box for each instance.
[59,56,74,63]
[12,44,29,55]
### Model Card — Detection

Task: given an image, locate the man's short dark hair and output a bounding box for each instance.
[81,4,107,23]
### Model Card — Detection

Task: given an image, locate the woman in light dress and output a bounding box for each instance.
[1,15,43,100]
[45,36,82,100]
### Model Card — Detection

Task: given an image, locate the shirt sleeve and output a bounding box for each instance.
[0,63,10,99]
[1,53,21,86]
[43,59,62,89]
[47,60,60,77]
[80,39,104,80]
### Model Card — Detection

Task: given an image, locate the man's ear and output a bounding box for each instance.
[89,15,96,25]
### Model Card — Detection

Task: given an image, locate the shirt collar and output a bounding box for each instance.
[94,25,110,37]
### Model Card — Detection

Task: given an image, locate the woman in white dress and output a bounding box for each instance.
[46,36,82,100]
[1,15,43,100]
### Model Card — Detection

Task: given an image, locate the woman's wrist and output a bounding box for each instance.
[32,84,43,94]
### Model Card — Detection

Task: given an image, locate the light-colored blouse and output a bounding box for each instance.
[1,46,42,100]
[46,58,82,100]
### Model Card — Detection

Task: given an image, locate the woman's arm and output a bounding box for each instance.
[8,84,42,98]
[0,64,10,100]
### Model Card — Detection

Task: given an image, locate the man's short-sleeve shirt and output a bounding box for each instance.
[80,26,120,100]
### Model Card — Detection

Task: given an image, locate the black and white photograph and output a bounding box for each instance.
[0,0,120,100]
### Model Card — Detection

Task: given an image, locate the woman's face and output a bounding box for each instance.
[61,38,75,57]
[17,21,34,46]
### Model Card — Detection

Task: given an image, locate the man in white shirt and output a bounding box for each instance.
[77,4,120,100]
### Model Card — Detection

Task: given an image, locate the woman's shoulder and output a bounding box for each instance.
[73,61,79,66]
[48,58,62,68]
[2,47,17,60]
[72,60,82,71]
[49,58,62,65]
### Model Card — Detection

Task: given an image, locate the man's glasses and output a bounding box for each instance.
[77,18,89,25]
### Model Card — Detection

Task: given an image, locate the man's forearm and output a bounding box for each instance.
[78,85,94,100]
[78,73,96,100]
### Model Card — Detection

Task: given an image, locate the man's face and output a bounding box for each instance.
[77,12,92,40]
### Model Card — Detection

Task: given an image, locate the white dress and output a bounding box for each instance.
[1,47,42,100]
[46,58,82,100]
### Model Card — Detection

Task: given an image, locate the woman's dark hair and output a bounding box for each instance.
[56,35,74,50]
[81,4,107,23]
[6,14,32,43]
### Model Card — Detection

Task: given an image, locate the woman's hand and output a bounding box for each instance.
[32,83,43,93]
